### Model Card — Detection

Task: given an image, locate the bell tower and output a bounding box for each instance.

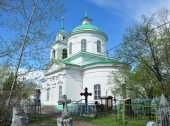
[50,17,67,62]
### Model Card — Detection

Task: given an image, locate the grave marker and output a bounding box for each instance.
[11,107,28,126]
[58,95,71,118]
[57,95,72,126]
[80,87,92,105]
[80,87,92,113]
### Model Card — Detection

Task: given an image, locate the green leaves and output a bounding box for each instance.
[113,8,170,98]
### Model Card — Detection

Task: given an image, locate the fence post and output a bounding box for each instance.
[153,102,158,123]
[117,104,120,120]
[122,101,125,125]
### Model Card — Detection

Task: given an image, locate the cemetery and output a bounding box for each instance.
[0,87,169,126]
[1,1,170,126]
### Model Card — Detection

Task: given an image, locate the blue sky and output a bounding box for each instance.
[53,0,170,56]
[1,0,170,68]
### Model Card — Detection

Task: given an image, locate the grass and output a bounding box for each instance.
[73,114,146,126]
[28,114,57,125]
[28,114,147,126]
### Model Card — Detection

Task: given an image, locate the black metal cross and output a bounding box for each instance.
[80,87,92,105]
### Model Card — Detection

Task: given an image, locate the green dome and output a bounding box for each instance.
[73,23,101,32]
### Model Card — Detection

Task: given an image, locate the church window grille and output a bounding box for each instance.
[62,49,67,59]
[47,88,50,101]
[69,43,72,54]
[59,86,62,100]
[52,49,55,59]
[97,40,101,53]
[81,39,86,52]
[94,84,101,100]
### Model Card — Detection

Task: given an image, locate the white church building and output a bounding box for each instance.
[40,13,125,107]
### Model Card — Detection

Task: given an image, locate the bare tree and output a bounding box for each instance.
[0,0,66,125]
[0,0,65,103]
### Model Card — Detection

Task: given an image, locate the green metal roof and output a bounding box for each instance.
[72,23,101,32]
[61,52,114,66]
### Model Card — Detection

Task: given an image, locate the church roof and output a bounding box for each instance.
[61,52,114,67]
[72,23,101,32]
[72,11,102,33]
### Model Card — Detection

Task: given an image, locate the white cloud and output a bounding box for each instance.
[18,68,44,85]
[88,0,170,20]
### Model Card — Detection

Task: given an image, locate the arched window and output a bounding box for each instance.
[52,49,55,59]
[59,86,62,100]
[81,39,86,52]
[94,84,101,100]
[62,49,67,59]
[69,43,72,54]
[47,88,50,101]
[97,40,101,53]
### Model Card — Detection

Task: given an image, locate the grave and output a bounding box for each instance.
[125,98,134,117]
[57,95,73,126]
[11,107,28,126]
[100,96,113,113]
[80,87,92,114]
[158,94,170,126]
[33,89,41,114]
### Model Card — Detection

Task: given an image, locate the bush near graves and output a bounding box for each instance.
[0,90,21,126]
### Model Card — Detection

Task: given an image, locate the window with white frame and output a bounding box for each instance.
[69,43,72,54]
[97,40,101,53]
[81,39,86,52]
[52,49,55,59]
[46,88,50,101]
[59,86,62,100]
[94,84,101,100]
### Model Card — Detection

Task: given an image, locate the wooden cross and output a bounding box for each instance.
[80,87,92,105]
[58,95,71,118]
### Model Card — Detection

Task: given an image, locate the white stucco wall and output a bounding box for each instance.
[82,64,118,103]
[65,67,82,101]
[41,63,124,105]
[67,33,107,57]
[41,66,83,105]
[41,70,67,105]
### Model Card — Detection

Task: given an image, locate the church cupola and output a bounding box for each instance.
[67,12,108,57]
[81,11,92,25]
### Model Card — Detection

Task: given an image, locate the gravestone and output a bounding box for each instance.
[158,94,170,126]
[11,107,28,126]
[57,95,72,126]
[33,89,41,114]
[146,121,158,126]
[34,89,41,105]
[80,87,92,113]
